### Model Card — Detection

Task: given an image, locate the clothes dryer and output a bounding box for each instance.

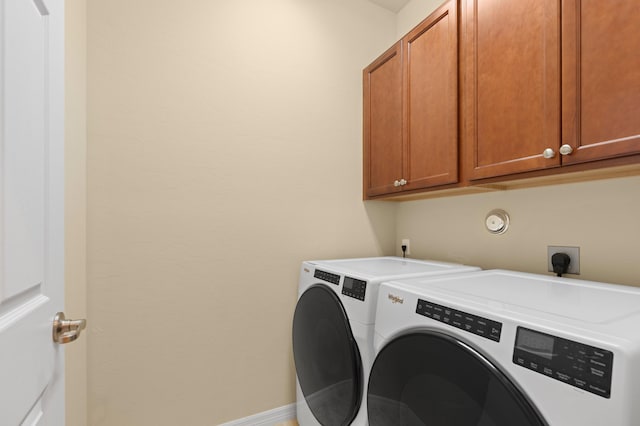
[369,270,640,426]
[292,257,479,426]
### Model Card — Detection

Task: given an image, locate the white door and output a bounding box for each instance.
[0,0,68,425]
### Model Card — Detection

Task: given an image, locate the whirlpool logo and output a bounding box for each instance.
[388,293,404,304]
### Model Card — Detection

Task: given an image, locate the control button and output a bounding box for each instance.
[489,325,501,340]
[556,372,572,382]
[571,364,585,375]
[543,367,553,376]
[516,357,525,365]
[587,384,609,398]
[573,378,587,389]
[590,359,607,368]
[589,367,605,378]
[488,332,500,342]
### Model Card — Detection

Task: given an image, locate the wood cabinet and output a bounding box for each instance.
[364,0,458,198]
[462,0,561,180]
[463,0,640,181]
[363,42,403,197]
[561,0,640,165]
[365,0,640,199]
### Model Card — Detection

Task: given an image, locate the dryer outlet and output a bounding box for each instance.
[547,246,580,275]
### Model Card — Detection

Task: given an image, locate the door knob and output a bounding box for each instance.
[542,148,555,159]
[559,144,574,156]
[399,179,407,186]
[393,180,401,187]
[52,312,86,344]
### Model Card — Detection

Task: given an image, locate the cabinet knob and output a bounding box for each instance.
[394,180,401,187]
[559,144,574,156]
[542,148,555,159]
[399,179,407,186]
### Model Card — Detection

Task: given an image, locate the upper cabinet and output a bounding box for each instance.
[363,41,403,197]
[461,0,561,180]
[561,0,640,165]
[364,0,458,198]
[463,0,640,181]
[364,0,640,199]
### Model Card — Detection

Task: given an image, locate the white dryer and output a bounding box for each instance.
[369,269,640,426]
[292,257,479,426]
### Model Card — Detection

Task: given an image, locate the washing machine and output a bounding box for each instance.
[368,269,640,426]
[292,256,479,426]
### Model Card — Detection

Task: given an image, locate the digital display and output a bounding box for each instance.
[343,277,354,289]
[516,328,555,360]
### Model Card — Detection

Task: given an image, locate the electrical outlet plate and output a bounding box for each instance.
[547,246,580,275]
[401,239,410,255]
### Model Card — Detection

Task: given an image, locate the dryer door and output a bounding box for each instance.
[293,285,362,426]
[367,332,548,426]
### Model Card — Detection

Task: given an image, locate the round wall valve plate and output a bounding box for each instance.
[485,209,510,234]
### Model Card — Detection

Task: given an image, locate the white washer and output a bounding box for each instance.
[292,257,479,426]
[369,269,640,426]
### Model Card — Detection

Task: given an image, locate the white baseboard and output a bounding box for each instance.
[218,403,296,426]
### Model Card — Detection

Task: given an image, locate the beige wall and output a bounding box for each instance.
[65,0,88,425]
[86,0,397,424]
[396,0,443,37]
[396,176,640,287]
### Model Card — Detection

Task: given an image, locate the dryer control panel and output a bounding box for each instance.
[314,269,340,285]
[342,276,366,301]
[513,327,613,399]
[416,299,502,342]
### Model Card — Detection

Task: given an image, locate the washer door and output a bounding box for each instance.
[293,285,362,426]
[367,332,548,426]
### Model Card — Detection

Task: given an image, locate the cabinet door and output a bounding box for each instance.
[363,42,403,198]
[561,0,640,165]
[403,0,458,190]
[463,0,560,180]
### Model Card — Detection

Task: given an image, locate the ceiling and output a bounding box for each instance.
[367,0,411,12]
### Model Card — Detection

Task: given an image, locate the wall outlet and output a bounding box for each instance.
[401,239,410,255]
[547,246,580,275]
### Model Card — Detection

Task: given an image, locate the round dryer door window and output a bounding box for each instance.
[367,332,547,426]
[293,285,363,426]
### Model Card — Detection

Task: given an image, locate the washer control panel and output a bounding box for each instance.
[342,276,367,301]
[513,327,613,398]
[416,299,502,342]
[314,269,340,285]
